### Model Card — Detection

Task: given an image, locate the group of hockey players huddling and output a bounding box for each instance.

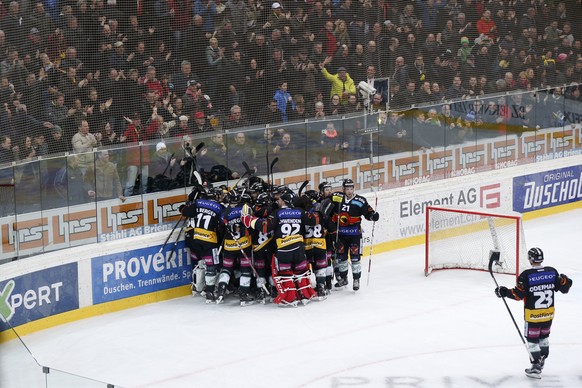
[178,176,379,307]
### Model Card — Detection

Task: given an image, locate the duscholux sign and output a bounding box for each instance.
[0,263,79,332]
[513,165,582,212]
[91,242,192,304]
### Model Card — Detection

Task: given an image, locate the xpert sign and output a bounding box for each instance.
[91,242,192,304]
[0,263,79,331]
[513,165,582,212]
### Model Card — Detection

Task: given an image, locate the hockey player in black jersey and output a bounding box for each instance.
[242,192,319,306]
[249,192,276,303]
[329,179,379,291]
[179,185,225,303]
[495,247,573,379]
[298,191,328,300]
[318,181,337,292]
[216,191,255,306]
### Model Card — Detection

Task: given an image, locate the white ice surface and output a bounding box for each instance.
[2,209,581,388]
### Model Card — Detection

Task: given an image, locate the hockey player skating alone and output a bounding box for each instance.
[327,179,379,291]
[495,247,573,379]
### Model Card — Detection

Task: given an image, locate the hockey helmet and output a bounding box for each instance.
[249,181,264,193]
[342,178,355,188]
[279,192,296,206]
[528,247,544,264]
[296,194,313,211]
[240,192,252,205]
[248,176,264,186]
[188,184,208,202]
[227,190,241,204]
[210,186,227,201]
[318,181,332,192]
[255,192,272,207]
[273,185,287,195]
[304,190,319,202]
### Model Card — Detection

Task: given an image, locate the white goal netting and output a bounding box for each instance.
[425,206,528,277]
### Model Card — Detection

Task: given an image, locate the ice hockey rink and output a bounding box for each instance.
[2,208,581,388]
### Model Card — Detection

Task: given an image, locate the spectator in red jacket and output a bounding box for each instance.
[477,10,497,41]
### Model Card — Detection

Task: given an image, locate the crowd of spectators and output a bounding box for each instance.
[0,0,581,211]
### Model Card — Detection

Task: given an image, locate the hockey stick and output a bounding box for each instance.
[161,186,202,255]
[228,225,270,295]
[269,157,279,188]
[233,161,252,188]
[167,219,187,261]
[159,215,184,254]
[297,180,309,196]
[194,142,205,154]
[366,191,378,287]
[332,192,343,283]
[193,170,203,186]
[366,156,379,286]
[488,250,535,362]
[182,142,205,187]
[242,161,253,179]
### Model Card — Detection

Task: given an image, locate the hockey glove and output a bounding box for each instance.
[370,212,380,221]
[241,214,258,229]
[495,286,508,298]
[179,204,186,213]
[559,274,573,293]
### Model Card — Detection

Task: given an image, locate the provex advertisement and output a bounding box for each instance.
[513,165,582,213]
[0,263,79,332]
[91,242,192,304]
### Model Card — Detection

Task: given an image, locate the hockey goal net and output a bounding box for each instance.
[425,206,528,277]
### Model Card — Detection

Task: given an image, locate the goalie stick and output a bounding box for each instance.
[488,250,535,363]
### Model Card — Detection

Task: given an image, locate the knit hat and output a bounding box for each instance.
[156,142,167,152]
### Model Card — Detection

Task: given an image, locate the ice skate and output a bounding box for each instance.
[255,289,267,305]
[239,292,255,307]
[316,284,327,301]
[205,291,216,304]
[215,284,226,304]
[525,363,542,379]
[334,277,348,289]
[353,279,360,291]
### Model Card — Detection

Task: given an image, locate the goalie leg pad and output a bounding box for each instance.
[273,271,297,305]
[295,272,316,301]
[193,258,208,293]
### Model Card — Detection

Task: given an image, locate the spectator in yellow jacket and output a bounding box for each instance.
[319,56,356,105]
